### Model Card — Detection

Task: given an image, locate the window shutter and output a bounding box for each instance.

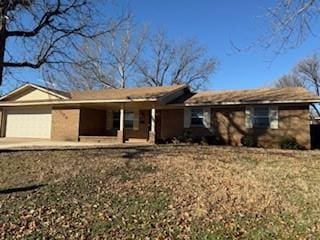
[133,110,139,130]
[203,107,211,128]
[245,107,253,129]
[270,106,279,129]
[184,108,191,128]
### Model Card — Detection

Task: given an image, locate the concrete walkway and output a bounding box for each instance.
[0,138,150,151]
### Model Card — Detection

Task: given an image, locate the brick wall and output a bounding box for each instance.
[159,105,311,149]
[250,105,310,149]
[159,109,184,140]
[79,108,106,136]
[124,110,150,140]
[51,108,80,141]
[212,105,311,149]
[211,107,246,146]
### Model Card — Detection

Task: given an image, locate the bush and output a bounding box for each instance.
[200,135,225,145]
[241,135,258,148]
[168,133,225,146]
[168,132,193,144]
[279,136,300,150]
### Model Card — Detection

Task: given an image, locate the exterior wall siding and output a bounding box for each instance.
[2,103,310,149]
[212,105,311,149]
[79,108,106,136]
[124,110,150,140]
[211,107,246,146]
[159,109,184,141]
[251,105,310,149]
[159,105,311,149]
[51,108,80,141]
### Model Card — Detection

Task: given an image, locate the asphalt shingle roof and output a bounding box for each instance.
[69,85,186,100]
[170,87,320,105]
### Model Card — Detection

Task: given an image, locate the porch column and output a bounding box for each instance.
[149,108,156,143]
[117,106,125,143]
[0,108,3,137]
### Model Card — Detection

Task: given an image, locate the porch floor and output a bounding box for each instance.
[79,135,119,144]
[79,136,149,144]
[0,137,151,151]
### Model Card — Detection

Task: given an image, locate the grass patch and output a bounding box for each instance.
[1,145,320,239]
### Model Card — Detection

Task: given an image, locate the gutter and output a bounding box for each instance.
[169,99,320,107]
[0,98,158,107]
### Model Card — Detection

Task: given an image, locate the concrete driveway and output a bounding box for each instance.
[0,138,119,150]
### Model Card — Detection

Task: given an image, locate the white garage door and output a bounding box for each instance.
[5,108,52,138]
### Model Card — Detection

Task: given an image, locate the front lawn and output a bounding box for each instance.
[1,145,320,239]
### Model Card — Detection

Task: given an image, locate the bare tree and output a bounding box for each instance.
[103,20,147,88]
[52,19,146,91]
[136,31,217,90]
[295,54,320,95]
[265,0,320,53]
[275,74,306,88]
[275,54,320,91]
[43,40,116,91]
[275,54,320,115]
[0,0,128,86]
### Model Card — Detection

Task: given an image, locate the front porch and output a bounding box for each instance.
[77,103,157,144]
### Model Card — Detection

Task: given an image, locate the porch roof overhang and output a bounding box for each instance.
[0,97,159,107]
[0,83,189,108]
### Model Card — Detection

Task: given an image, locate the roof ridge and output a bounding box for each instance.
[70,84,186,94]
[198,86,308,94]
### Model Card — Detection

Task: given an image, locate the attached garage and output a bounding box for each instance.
[0,84,69,139]
[5,108,52,138]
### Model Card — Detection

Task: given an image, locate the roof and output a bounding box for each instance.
[36,84,71,98]
[69,85,187,101]
[0,83,188,106]
[170,87,320,105]
[1,84,319,107]
[0,83,70,101]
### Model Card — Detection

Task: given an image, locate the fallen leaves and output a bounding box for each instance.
[0,145,320,239]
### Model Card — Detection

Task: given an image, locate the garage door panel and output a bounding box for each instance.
[5,108,52,138]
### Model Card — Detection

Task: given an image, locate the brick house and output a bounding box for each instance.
[0,83,319,148]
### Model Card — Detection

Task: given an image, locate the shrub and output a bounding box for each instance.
[200,135,225,145]
[279,136,300,150]
[168,133,193,144]
[173,131,192,143]
[241,135,258,148]
[168,134,225,146]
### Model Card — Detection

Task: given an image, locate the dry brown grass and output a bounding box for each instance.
[1,145,320,239]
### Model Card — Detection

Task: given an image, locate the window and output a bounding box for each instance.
[253,106,270,128]
[125,112,134,129]
[112,111,120,130]
[191,108,204,127]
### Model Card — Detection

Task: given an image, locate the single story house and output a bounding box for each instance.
[0,83,319,149]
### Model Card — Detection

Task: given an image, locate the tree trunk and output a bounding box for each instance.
[0,7,7,86]
[0,36,5,86]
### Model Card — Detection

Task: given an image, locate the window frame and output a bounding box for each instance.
[190,108,205,127]
[112,111,120,130]
[124,111,135,129]
[252,106,270,128]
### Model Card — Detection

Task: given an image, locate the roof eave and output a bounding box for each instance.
[0,83,70,101]
[169,99,320,107]
[0,98,158,107]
